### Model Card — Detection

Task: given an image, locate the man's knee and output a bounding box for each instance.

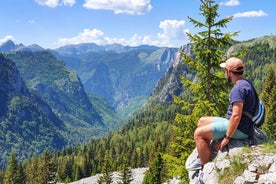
[194,127,203,140]
[197,117,212,127]
[194,125,214,141]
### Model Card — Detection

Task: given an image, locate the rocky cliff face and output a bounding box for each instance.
[186,129,276,184]
[144,43,194,106]
[0,54,27,95]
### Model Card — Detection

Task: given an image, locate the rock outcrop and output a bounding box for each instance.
[61,168,149,184]
[186,128,276,184]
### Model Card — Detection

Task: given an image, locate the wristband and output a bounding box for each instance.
[224,135,232,140]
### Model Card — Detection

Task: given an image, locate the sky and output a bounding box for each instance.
[0,0,275,49]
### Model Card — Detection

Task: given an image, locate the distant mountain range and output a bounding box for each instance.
[53,44,178,117]
[0,40,180,167]
[0,40,179,118]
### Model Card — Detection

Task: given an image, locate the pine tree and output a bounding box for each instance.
[143,139,165,184]
[3,152,25,184]
[142,151,164,184]
[14,163,26,184]
[261,67,276,140]
[25,156,39,184]
[182,0,238,114]
[97,151,113,184]
[56,156,74,182]
[36,150,56,184]
[165,0,238,180]
[118,157,133,184]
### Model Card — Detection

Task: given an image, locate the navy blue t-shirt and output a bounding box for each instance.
[226,79,258,136]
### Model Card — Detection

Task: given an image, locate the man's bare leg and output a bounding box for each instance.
[197,117,214,127]
[194,121,215,165]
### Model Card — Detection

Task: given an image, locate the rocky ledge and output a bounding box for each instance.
[186,128,276,184]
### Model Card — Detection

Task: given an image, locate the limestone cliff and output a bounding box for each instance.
[186,129,276,184]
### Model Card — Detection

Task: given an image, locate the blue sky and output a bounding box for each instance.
[0,0,275,49]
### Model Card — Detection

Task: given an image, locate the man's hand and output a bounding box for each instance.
[215,138,230,150]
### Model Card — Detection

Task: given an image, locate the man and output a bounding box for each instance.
[186,57,258,171]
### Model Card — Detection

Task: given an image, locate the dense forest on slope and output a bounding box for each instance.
[0,51,123,168]
[0,54,66,167]
[0,102,182,183]
[229,36,276,92]
[3,51,112,143]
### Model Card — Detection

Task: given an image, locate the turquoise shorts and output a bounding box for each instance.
[210,117,248,140]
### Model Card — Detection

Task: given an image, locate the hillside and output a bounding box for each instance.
[0,50,123,166]
[3,51,113,144]
[144,43,195,106]
[227,35,276,92]
[52,43,178,117]
[0,54,66,167]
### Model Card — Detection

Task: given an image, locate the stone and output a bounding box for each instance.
[186,128,276,184]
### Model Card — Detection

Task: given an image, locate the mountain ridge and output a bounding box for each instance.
[0,54,67,166]
[52,42,178,117]
[0,40,178,118]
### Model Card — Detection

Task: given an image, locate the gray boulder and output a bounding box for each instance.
[186,128,276,184]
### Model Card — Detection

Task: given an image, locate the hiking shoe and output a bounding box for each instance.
[186,158,202,171]
[195,170,204,184]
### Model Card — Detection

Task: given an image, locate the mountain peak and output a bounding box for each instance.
[0,40,16,52]
[0,40,45,52]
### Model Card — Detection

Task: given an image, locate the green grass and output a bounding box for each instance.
[262,142,276,154]
[217,154,248,184]
[217,142,276,183]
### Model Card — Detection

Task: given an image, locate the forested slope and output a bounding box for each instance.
[0,54,66,167]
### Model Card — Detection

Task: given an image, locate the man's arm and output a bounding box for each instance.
[216,101,243,150]
[226,101,243,138]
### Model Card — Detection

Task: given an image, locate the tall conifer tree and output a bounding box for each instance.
[36,150,56,184]
[261,67,276,140]
[165,0,238,180]
[97,151,113,184]
[3,152,25,184]
[118,157,133,184]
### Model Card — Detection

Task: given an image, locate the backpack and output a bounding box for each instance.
[243,99,266,128]
[242,80,266,128]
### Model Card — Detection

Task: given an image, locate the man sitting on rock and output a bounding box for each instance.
[186,57,259,171]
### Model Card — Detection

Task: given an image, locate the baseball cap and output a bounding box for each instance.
[219,57,244,72]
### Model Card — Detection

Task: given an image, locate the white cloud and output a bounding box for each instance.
[83,0,152,15]
[0,35,16,45]
[158,20,185,39]
[28,19,36,24]
[34,0,75,8]
[56,19,187,48]
[61,0,75,7]
[157,20,186,46]
[35,0,59,7]
[233,10,268,18]
[220,0,240,6]
[57,29,105,46]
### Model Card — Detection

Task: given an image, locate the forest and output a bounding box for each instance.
[1,0,276,183]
